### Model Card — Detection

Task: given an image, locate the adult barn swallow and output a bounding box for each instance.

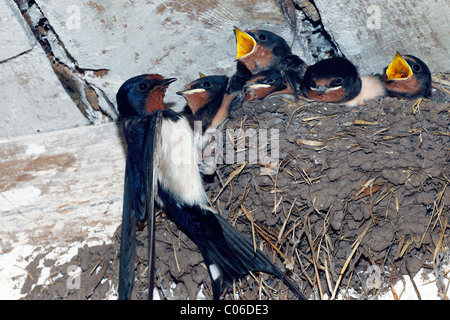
[300,57,385,106]
[233,27,306,98]
[382,52,431,99]
[117,74,177,300]
[117,74,306,300]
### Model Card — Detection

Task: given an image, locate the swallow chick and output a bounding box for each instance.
[177,75,231,133]
[231,27,306,100]
[300,57,386,106]
[176,75,231,175]
[382,52,432,99]
[234,27,305,76]
[118,74,307,300]
[244,69,295,102]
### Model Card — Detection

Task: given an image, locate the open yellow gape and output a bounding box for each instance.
[385,52,413,81]
[234,27,256,60]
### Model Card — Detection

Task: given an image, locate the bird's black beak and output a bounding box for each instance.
[316,86,328,95]
[160,77,177,87]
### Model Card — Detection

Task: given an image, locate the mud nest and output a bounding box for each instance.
[24,86,449,300]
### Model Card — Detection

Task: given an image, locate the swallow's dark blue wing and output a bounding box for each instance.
[279,54,306,99]
[142,112,161,300]
[227,90,246,116]
[158,186,306,300]
[225,62,252,114]
[215,214,306,300]
[119,113,159,300]
[227,62,252,94]
[118,160,138,300]
[121,120,147,223]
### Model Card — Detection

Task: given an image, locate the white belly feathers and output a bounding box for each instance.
[157,116,209,207]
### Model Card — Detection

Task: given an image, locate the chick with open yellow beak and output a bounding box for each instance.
[385,52,413,81]
[230,27,306,99]
[382,52,432,99]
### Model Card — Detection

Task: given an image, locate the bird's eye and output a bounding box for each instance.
[265,78,275,84]
[138,81,149,91]
[258,34,266,41]
[412,64,421,72]
[334,77,343,85]
[203,81,211,88]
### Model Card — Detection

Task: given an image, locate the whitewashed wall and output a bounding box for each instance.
[0,0,88,138]
[2,0,293,139]
[314,0,450,75]
[1,0,448,138]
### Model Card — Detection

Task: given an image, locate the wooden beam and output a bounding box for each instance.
[0,123,125,254]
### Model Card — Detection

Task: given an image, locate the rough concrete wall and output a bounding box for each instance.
[0,0,89,138]
[36,0,290,105]
[1,0,448,139]
[313,0,450,74]
[0,123,124,253]
[2,0,298,139]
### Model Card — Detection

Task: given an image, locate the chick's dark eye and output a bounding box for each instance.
[265,78,275,84]
[138,81,149,91]
[334,77,343,85]
[413,64,421,72]
[203,81,211,88]
[258,34,266,41]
